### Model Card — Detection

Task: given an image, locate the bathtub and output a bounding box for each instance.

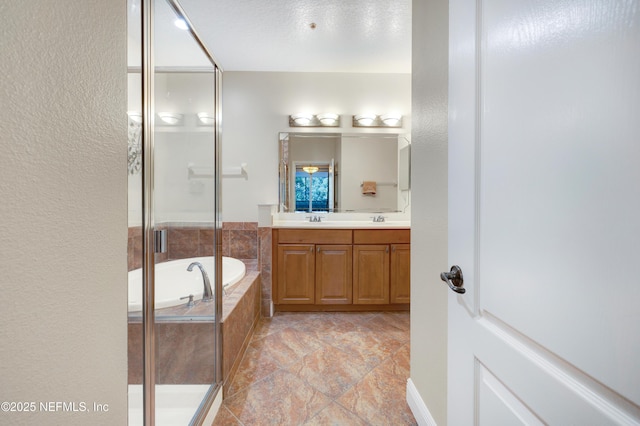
[128,256,246,312]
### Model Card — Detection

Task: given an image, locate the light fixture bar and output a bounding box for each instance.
[352,113,403,128]
[289,113,340,127]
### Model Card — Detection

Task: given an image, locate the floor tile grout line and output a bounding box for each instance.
[225,341,341,403]
[224,333,283,398]
[217,312,413,425]
[224,405,245,426]
[285,343,361,403]
[224,364,285,401]
[283,319,409,418]
[330,381,375,426]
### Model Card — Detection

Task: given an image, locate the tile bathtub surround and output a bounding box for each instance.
[127,226,142,271]
[258,227,272,316]
[222,222,258,260]
[127,321,215,384]
[213,311,415,426]
[127,222,259,272]
[222,272,262,395]
[127,271,261,386]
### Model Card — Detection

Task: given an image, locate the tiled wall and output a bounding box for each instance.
[127,222,259,272]
[127,271,261,385]
[128,321,215,384]
[258,227,272,317]
[127,221,272,316]
[222,222,259,272]
[221,272,261,395]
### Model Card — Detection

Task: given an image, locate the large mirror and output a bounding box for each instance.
[279,132,410,213]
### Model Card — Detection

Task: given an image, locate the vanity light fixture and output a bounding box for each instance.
[353,114,377,126]
[197,112,215,125]
[316,113,339,126]
[290,113,314,126]
[380,113,403,126]
[353,113,403,128]
[157,112,183,125]
[289,113,340,127]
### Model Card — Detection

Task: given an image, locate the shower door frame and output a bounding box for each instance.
[140,0,224,424]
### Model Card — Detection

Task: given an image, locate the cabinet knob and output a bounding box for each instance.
[386,246,389,253]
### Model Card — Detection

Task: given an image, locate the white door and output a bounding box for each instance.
[447,0,640,424]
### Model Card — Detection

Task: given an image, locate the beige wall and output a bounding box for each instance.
[0,1,127,424]
[222,71,411,222]
[410,0,449,424]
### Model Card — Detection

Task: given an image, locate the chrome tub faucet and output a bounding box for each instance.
[187,262,213,302]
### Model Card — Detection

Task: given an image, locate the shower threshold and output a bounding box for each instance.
[128,384,211,426]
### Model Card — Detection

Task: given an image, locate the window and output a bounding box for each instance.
[295,165,330,212]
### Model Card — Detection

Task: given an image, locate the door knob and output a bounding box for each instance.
[440,265,466,294]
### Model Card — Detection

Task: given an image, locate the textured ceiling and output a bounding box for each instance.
[176,0,412,73]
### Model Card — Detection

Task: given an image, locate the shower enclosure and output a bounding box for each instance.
[127,0,223,424]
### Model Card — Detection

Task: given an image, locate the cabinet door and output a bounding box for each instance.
[353,245,389,304]
[316,245,352,304]
[277,244,315,304]
[390,244,410,303]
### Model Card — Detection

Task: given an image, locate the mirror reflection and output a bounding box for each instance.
[279,132,410,213]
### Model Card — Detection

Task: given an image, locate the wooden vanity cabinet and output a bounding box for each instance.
[277,244,315,304]
[353,230,410,305]
[274,229,352,305]
[273,228,410,310]
[390,244,411,303]
[353,245,390,304]
[316,245,352,304]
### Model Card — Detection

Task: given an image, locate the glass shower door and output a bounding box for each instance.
[151,1,220,424]
[128,0,222,424]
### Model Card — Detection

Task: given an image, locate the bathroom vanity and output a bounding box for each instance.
[273,130,411,311]
[272,225,410,311]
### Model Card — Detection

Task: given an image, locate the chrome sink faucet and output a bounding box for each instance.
[306,215,323,223]
[187,262,213,302]
[372,215,386,223]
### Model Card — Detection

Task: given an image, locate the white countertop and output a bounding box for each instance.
[272,220,410,229]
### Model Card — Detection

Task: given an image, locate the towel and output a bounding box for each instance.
[362,181,377,195]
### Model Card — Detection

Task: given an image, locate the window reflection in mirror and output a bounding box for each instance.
[279,132,410,213]
[295,163,332,212]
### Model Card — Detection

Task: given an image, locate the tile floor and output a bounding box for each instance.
[213,311,416,425]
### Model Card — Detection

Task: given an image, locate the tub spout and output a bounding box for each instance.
[187,262,213,302]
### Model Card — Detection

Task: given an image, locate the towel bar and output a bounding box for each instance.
[187,162,248,179]
[360,181,397,187]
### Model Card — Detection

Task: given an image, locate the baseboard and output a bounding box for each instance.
[406,378,438,426]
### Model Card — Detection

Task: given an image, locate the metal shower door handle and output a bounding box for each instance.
[440,265,466,294]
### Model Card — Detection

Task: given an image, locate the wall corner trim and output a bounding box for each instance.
[407,378,438,426]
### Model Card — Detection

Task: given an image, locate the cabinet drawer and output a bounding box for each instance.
[278,229,352,244]
[353,229,410,244]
